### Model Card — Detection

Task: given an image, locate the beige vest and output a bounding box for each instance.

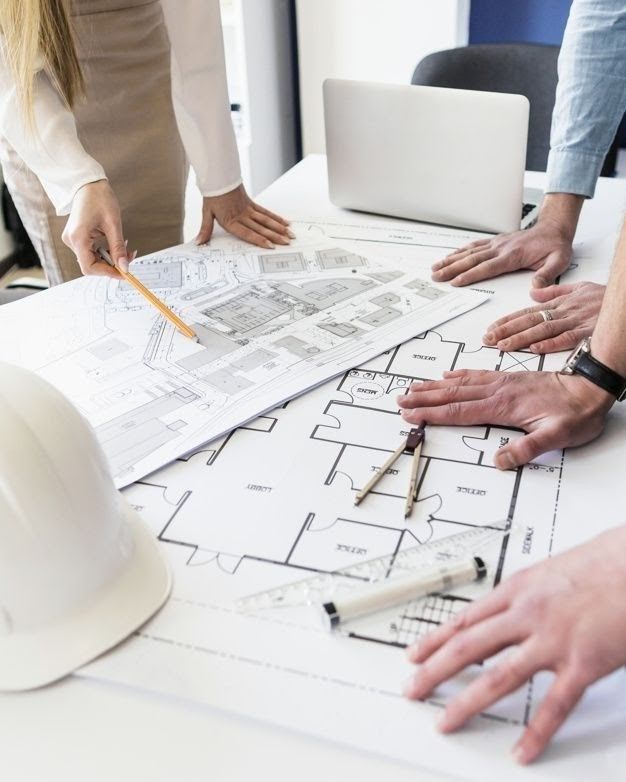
[1,0,187,284]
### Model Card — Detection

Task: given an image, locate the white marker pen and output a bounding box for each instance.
[322,556,487,629]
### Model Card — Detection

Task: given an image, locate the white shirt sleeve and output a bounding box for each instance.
[161,0,242,197]
[0,47,106,216]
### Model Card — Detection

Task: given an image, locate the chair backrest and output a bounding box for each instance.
[412,43,617,175]
[0,287,38,305]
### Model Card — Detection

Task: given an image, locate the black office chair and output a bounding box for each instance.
[0,184,43,304]
[412,43,619,176]
[0,185,40,278]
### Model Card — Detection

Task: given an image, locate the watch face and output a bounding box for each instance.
[561,338,591,374]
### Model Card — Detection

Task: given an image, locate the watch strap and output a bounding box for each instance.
[571,351,626,400]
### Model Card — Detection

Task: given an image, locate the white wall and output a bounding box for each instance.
[240,0,299,195]
[296,0,470,154]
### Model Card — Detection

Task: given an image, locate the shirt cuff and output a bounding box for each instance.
[50,170,108,216]
[545,148,606,199]
[198,177,243,199]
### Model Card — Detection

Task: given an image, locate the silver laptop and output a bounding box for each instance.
[324,79,541,234]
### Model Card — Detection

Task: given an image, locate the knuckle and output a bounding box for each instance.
[446,401,462,418]
[451,609,469,631]
[447,634,471,661]
[567,654,597,685]
[444,385,461,402]
[64,228,80,245]
[491,392,511,419]
[519,590,548,619]
[505,570,527,592]
[484,661,514,691]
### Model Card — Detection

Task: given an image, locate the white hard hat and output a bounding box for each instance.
[0,362,171,691]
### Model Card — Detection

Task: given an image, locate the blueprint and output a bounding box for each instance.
[0,232,485,488]
[79,217,626,781]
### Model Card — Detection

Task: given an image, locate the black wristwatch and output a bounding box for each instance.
[560,338,626,401]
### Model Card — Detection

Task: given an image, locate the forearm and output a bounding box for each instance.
[161,0,241,196]
[591,218,626,375]
[0,60,105,215]
[546,0,626,198]
[537,193,584,241]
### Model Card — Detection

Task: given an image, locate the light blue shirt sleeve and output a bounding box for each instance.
[546,0,626,198]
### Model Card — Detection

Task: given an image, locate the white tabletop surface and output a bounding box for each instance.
[2,156,624,782]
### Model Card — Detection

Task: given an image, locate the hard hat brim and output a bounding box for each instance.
[0,499,172,692]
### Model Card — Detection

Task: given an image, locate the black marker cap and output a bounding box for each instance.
[473,556,487,580]
[322,601,340,629]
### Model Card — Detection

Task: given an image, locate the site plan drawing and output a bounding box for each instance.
[79,217,626,782]
[0,231,486,488]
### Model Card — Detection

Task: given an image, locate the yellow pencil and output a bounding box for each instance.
[98,248,198,342]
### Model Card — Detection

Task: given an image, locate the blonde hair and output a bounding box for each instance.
[0,0,84,121]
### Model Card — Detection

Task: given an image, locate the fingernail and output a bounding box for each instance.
[497,340,508,350]
[437,713,451,732]
[117,257,129,273]
[512,744,528,765]
[287,229,296,239]
[403,675,417,697]
[496,451,516,470]
[266,243,275,250]
[483,332,494,344]
[431,262,442,271]
[405,644,420,662]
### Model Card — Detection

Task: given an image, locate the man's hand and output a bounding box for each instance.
[431,220,573,288]
[404,525,626,764]
[397,370,613,468]
[63,180,128,277]
[483,281,605,353]
[431,194,584,288]
[196,184,294,249]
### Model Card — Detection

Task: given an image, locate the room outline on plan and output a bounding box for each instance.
[124,325,563,728]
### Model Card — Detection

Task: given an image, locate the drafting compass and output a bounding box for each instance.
[354,422,425,518]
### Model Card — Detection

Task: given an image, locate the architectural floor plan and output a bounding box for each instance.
[0,232,485,487]
[81,217,626,781]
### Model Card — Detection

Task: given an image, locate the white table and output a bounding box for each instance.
[1,156,624,782]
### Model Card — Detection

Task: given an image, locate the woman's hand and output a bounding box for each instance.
[483,281,605,353]
[431,219,574,288]
[397,369,614,468]
[196,184,294,249]
[404,525,626,764]
[62,180,129,277]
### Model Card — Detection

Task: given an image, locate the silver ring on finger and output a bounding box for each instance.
[539,309,554,323]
